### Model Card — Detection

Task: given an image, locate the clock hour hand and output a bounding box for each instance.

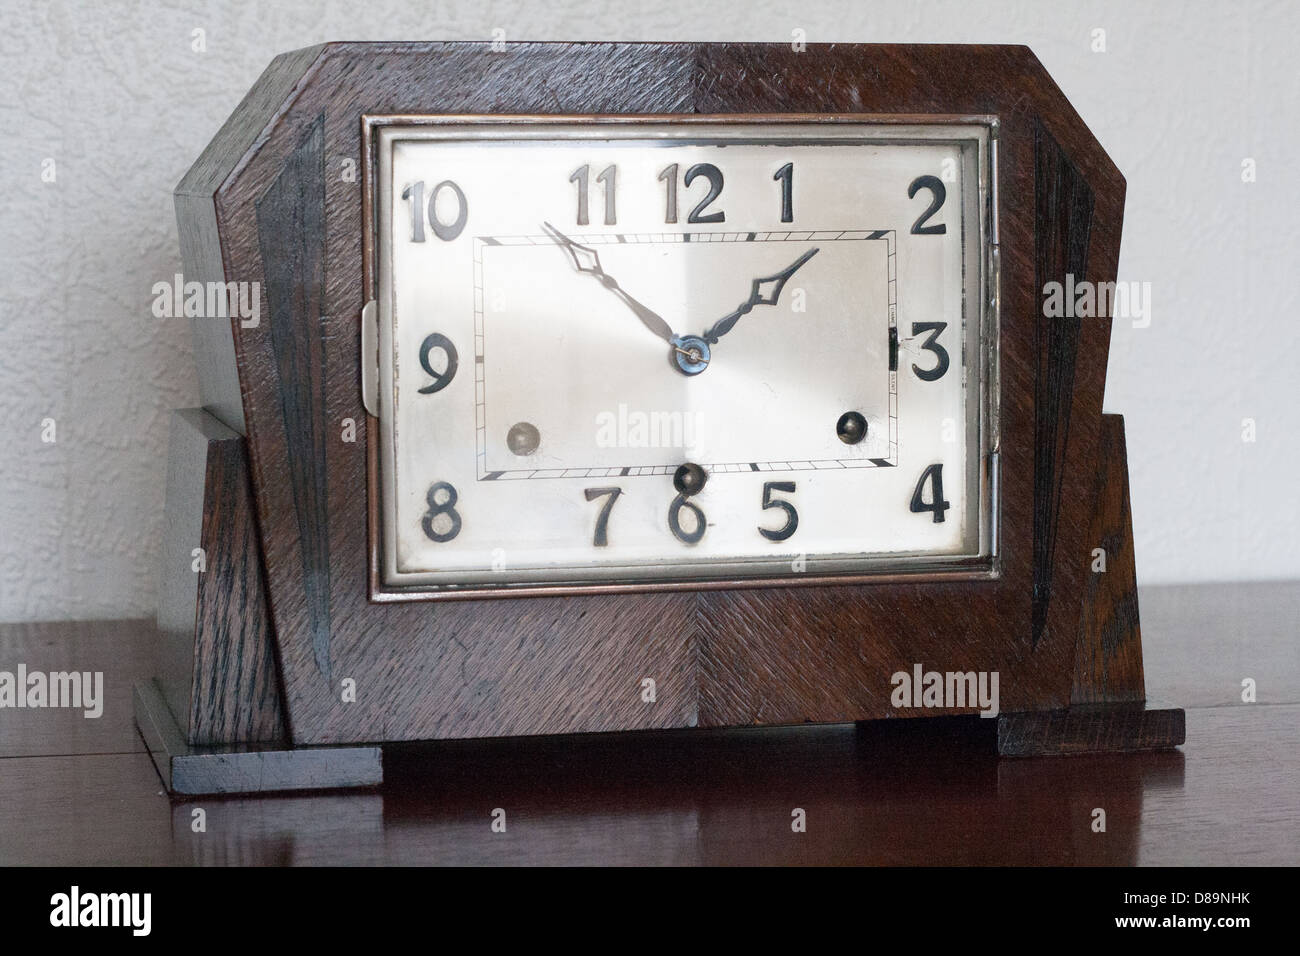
[701,247,819,345]
[540,221,677,345]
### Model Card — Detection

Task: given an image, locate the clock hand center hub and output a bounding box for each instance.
[670,334,711,376]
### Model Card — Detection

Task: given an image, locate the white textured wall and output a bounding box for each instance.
[1,0,1296,621]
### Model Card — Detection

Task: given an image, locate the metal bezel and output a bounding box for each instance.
[361,113,1001,601]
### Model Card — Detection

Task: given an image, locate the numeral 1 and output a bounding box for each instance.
[658,163,679,223]
[401,181,425,242]
[774,162,794,223]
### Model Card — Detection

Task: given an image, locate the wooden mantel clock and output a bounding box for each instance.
[136,41,1184,794]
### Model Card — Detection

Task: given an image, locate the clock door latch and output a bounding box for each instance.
[360,298,379,418]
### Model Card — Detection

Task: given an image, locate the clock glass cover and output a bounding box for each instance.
[368,118,997,594]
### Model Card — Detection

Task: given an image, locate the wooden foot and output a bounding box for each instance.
[135,680,382,796]
[996,700,1185,757]
[155,408,284,746]
[1072,415,1148,705]
[139,408,381,794]
[989,414,1186,757]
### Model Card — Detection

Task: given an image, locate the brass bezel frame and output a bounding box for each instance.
[360,113,1001,602]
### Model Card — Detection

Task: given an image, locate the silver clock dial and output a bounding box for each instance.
[371,119,996,593]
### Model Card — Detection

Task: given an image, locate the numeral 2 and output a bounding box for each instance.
[907,175,946,235]
[684,163,725,224]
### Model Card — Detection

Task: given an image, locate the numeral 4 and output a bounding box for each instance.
[909,464,950,523]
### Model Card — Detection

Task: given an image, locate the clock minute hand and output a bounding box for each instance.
[702,247,820,345]
[540,221,677,344]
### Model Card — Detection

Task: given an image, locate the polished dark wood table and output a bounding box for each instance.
[1,582,1296,866]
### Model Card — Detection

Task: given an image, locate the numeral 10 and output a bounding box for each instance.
[401,179,468,242]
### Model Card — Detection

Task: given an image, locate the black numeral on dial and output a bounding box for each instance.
[758,481,799,542]
[657,163,679,224]
[668,493,707,544]
[909,464,951,524]
[417,333,459,394]
[402,180,467,242]
[422,481,462,542]
[401,181,426,242]
[684,163,725,224]
[657,162,794,225]
[570,164,617,226]
[584,487,623,547]
[910,321,949,381]
[907,175,947,235]
[774,162,794,223]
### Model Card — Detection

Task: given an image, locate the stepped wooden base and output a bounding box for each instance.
[135,682,1181,796]
[137,408,1183,795]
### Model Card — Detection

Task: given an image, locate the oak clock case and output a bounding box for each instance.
[364,118,997,596]
[139,42,1184,796]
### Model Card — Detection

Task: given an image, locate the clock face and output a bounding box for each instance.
[368,118,996,594]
